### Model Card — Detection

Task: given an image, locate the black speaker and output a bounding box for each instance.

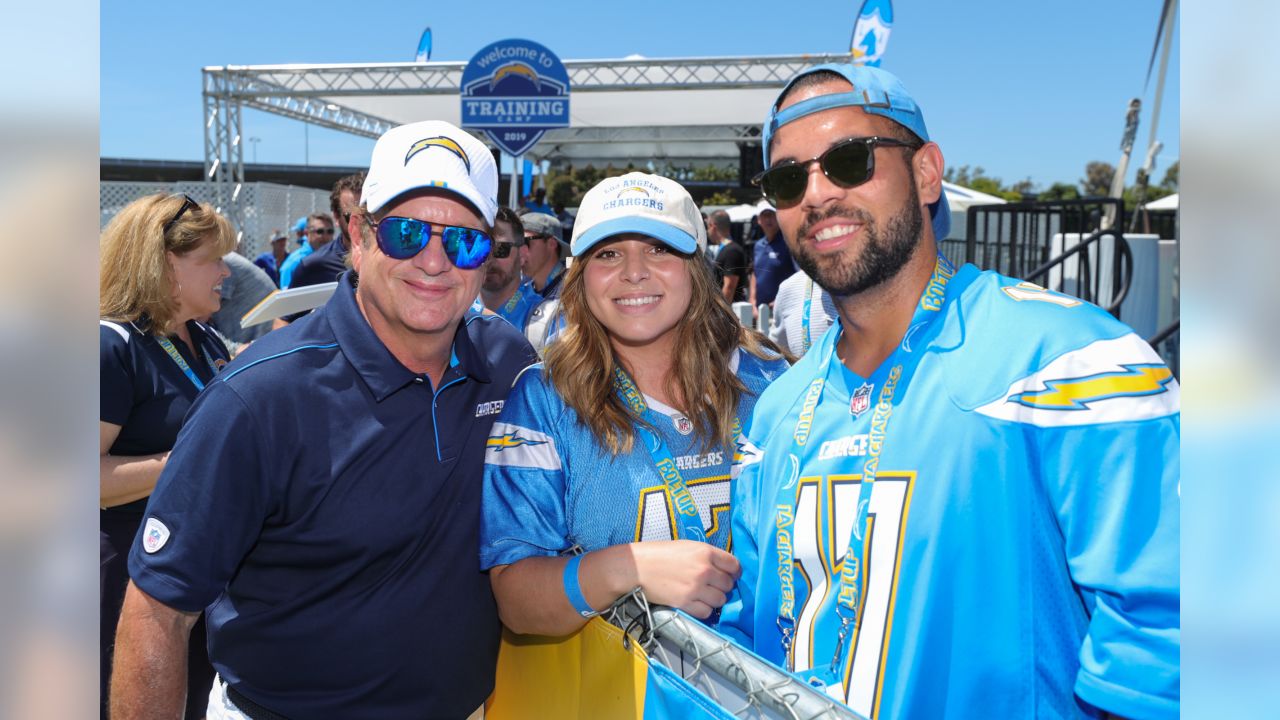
[739,142,764,188]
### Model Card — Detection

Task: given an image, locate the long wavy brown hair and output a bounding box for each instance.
[545,249,790,455]
[100,194,235,334]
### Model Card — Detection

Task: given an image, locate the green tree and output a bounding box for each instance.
[1080,161,1115,198]
[702,190,737,206]
[1160,160,1178,191]
[547,175,577,207]
[1039,182,1080,202]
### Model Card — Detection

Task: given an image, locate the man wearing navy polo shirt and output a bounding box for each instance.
[111,120,538,720]
[750,205,797,307]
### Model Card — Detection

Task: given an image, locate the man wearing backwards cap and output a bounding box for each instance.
[720,64,1179,719]
[111,120,538,720]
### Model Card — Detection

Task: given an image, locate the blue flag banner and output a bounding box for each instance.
[461,38,571,158]
[415,27,432,62]
[850,0,893,67]
[522,159,535,197]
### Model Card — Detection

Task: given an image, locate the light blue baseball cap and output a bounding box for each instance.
[570,172,707,257]
[761,63,950,241]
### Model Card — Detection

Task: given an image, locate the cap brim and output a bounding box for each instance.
[369,183,496,227]
[572,216,699,257]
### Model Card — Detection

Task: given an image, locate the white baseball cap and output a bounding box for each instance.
[361,120,498,226]
[570,172,707,257]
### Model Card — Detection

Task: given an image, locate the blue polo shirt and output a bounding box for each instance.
[277,242,313,288]
[129,273,538,719]
[253,252,280,287]
[753,233,796,305]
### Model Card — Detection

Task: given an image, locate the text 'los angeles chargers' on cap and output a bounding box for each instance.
[570,172,707,257]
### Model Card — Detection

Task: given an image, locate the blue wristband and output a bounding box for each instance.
[562,554,598,618]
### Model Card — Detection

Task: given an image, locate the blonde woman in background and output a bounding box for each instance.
[99,193,233,719]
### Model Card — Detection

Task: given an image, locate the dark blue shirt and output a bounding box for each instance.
[253,252,280,287]
[753,233,796,306]
[100,318,230,515]
[285,241,350,322]
[128,274,539,719]
[290,237,348,289]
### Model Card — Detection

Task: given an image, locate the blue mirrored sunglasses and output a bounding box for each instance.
[366,216,493,269]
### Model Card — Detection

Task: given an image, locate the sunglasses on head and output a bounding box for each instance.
[365,215,493,269]
[751,136,920,209]
[162,194,199,235]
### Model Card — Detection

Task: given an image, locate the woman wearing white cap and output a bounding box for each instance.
[480,172,790,635]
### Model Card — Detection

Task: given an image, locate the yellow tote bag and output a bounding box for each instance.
[486,617,650,719]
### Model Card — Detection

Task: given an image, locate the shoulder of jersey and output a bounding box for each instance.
[747,332,832,429]
[736,346,792,390]
[100,319,141,346]
[505,362,568,417]
[486,363,566,471]
[940,268,1178,427]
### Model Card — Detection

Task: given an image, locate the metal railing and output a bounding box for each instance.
[962,199,1133,319]
[1148,318,1180,378]
[1022,228,1133,316]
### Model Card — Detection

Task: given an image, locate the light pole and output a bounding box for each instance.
[304,124,309,166]
[249,136,260,164]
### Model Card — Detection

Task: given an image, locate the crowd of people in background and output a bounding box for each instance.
[100,63,1179,720]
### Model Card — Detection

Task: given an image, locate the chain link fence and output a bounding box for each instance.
[100,181,332,258]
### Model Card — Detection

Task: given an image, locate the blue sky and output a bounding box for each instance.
[101,0,1179,191]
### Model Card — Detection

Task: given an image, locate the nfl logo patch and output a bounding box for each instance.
[674,415,694,435]
[142,517,171,554]
[850,382,873,418]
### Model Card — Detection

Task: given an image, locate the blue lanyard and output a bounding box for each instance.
[155,332,220,392]
[774,254,957,685]
[801,276,815,354]
[613,367,739,543]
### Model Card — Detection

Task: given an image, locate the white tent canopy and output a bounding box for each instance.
[1143,193,1178,210]
[941,181,1006,211]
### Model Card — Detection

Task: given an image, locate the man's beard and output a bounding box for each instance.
[483,266,518,293]
[792,181,924,298]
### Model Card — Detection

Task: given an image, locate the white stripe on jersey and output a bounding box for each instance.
[485,422,561,470]
[976,334,1180,427]
[101,320,131,342]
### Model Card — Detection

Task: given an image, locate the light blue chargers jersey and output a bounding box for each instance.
[719,264,1180,720]
[494,282,541,332]
[480,349,790,568]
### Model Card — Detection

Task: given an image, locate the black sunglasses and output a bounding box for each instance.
[309,227,335,235]
[365,215,493,269]
[162,194,199,235]
[751,136,920,209]
[490,241,519,259]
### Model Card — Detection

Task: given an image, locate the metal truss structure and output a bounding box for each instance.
[202,52,850,233]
